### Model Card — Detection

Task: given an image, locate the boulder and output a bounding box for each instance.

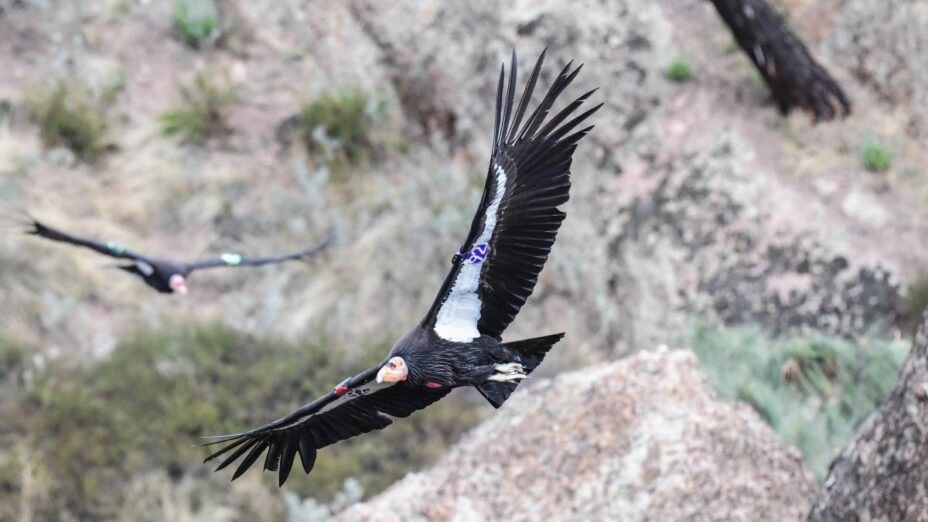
[337,349,817,522]
[807,316,928,521]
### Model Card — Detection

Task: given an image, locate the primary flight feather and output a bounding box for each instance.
[203,49,601,486]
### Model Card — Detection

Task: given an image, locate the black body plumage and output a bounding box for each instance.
[203,49,600,486]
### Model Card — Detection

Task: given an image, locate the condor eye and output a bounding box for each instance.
[388,362,396,369]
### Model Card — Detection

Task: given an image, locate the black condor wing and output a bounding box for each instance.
[422,50,600,343]
[184,231,334,273]
[25,217,152,263]
[204,366,449,486]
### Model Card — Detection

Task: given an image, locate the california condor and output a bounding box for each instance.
[203,49,600,486]
[22,216,332,295]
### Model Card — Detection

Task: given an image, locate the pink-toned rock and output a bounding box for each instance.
[336,349,817,522]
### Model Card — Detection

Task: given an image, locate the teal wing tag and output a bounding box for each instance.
[106,241,126,255]
[220,253,243,266]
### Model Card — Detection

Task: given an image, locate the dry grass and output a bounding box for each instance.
[25,82,117,162]
[298,90,385,171]
[159,74,236,143]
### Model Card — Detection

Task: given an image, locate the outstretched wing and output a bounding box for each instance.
[185,232,333,272]
[422,50,600,342]
[25,217,151,262]
[203,366,449,486]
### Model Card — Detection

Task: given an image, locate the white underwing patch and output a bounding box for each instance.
[434,162,508,342]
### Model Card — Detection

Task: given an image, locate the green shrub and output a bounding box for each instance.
[174,0,220,48]
[26,83,113,161]
[299,90,382,168]
[1,323,482,519]
[862,141,892,172]
[689,323,908,479]
[666,57,692,83]
[159,73,235,143]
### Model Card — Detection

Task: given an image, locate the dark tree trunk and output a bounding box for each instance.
[806,316,928,521]
[709,0,851,122]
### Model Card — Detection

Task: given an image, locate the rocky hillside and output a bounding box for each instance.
[2,0,926,362]
[337,349,818,522]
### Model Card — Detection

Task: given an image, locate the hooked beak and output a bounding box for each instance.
[376,356,408,384]
[169,274,189,295]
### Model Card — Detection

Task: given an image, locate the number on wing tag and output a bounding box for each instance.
[465,243,489,264]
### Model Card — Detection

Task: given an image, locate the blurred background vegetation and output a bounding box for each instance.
[0,324,483,521]
[690,324,908,479]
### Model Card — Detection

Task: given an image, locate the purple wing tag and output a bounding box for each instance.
[465,243,490,264]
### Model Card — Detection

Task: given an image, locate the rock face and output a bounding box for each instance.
[345,0,922,356]
[827,0,928,144]
[606,137,900,347]
[807,315,928,521]
[336,349,817,522]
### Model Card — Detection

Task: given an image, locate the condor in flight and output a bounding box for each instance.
[22,217,332,294]
[204,49,600,485]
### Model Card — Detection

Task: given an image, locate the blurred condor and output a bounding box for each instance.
[22,216,332,295]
